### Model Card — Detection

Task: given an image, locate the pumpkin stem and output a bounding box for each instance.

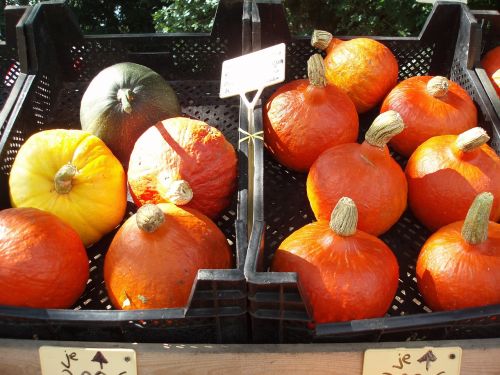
[329,197,358,236]
[307,54,327,87]
[426,76,449,98]
[136,204,165,233]
[54,163,77,194]
[117,88,134,114]
[456,127,490,152]
[461,192,493,245]
[365,111,405,148]
[158,176,193,205]
[311,30,333,51]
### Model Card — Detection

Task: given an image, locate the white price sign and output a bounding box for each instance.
[363,346,462,375]
[220,43,286,98]
[39,346,137,375]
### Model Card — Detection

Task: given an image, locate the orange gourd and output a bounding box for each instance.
[481,46,500,97]
[416,192,500,311]
[406,127,500,231]
[381,76,477,157]
[0,207,89,308]
[264,54,358,172]
[128,117,237,218]
[271,197,399,323]
[312,30,398,113]
[104,203,233,310]
[307,111,407,235]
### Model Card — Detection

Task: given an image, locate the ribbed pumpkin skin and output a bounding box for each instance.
[416,221,500,311]
[80,62,181,166]
[264,79,358,172]
[406,135,500,231]
[9,129,127,247]
[0,208,89,308]
[381,76,477,157]
[481,46,500,96]
[271,222,399,323]
[128,117,237,218]
[307,143,407,235]
[323,38,398,113]
[104,203,233,310]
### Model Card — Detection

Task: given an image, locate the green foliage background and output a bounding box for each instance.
[1,0,498,39]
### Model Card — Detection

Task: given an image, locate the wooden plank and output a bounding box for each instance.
[0,338,498,375]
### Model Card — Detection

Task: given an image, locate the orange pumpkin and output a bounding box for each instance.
[307,111,407,235]
[381,76,477,157]
[0,207,89,308]
[128,117,237,218]
[416,192,500,311]
[481,46,500,97]
[312,30,398,113]
[264,54,358,172]
[104,203,233,310]
[406,127,500,231]
[271,197,399,323]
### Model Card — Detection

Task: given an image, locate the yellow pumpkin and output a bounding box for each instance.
[9,129,127,246]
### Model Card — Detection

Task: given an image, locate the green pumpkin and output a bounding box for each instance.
[80,62,181,166]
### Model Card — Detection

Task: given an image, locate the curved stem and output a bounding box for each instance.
[365,111,405,148]
[311,30,333,51]
[462,192,493,245]
[329,197,358,236]
[426,76,449,98]
[117,88,134,114]
[136,204,165,233]
[456,127,490,152]
[54,163,77,194]
[157,175,193,206]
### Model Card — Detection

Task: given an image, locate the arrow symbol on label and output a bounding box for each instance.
[91,351,108,370]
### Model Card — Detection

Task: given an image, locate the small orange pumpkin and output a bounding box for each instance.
[406,127,500,231]
[104,203,233,310]
[271,197,399,323]
[264,54,358,172]
[381,76,477,157]
[312,30,398,113]
[128,117,237,218]
[307,111,407,235]
[481,46,500,97]
[0,207,89,308]
[416,192,500,311]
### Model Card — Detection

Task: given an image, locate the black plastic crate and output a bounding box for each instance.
[0,0,251,343]
[472,10,500,135]
[245,1,500,343]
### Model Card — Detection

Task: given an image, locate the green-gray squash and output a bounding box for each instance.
[80,62,181,166]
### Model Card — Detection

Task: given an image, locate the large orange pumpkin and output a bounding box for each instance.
[416,192,500,311]
[481,46,500,97]
[406,127,500,231]
[312,30,398,113]
[0,207,89,308]
[307,111,407,235]
[104,203,233,310]
[271,197,399,323]
[381,76,477,157]
[264,54,358,172]
[128,117,237,218]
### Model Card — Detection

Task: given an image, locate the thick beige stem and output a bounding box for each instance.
[54,163,77,194]
[117,88,134,114]
[311,30,333,51]
[365,111,405,148]
[329,197,358,236]
[136,204,165,233]
[456,127,490,152]
[426,76,449,98]
[461,192,494,245]
[307,54,326,87]
[157,174,193,205]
